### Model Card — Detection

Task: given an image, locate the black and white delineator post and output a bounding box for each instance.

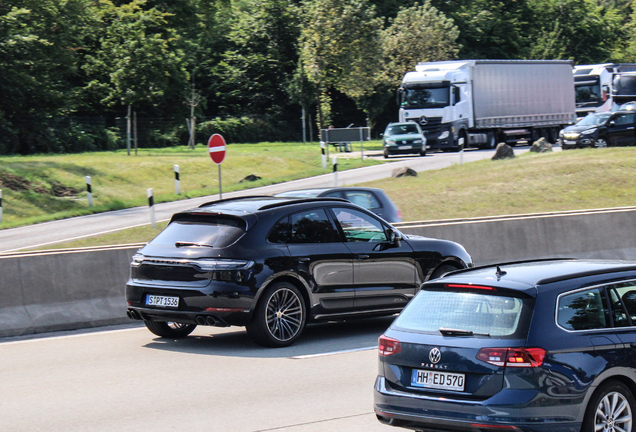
[174,164,180,195]
[147,188,156,228]
[0,189,3,224]
[85,176,93,207]
[332,156,338,186]
[320,141,327,169]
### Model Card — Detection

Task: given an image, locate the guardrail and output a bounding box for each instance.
[2,206,636,338]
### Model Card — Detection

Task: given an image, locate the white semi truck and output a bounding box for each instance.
[398,60,576,150]
[573,63,636,118]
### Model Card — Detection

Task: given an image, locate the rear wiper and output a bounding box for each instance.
[439,327,490,337]
[175,241,214,248]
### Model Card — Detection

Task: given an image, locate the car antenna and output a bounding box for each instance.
[496,266,507,280]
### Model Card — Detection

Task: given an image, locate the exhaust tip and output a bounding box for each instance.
[206,316,218,326]
[127,309,141,320]
[196,316,207,325]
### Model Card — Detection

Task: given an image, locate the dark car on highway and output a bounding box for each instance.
[125,196,472,347]
[559,111,636,149]
[375,259,636,432]
[274,187,402,223]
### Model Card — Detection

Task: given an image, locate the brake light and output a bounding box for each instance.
[378,335,401,356]
[445,283,496,291]
[476,347,545,367]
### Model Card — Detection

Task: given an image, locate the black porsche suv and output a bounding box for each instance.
[125,196,472,347]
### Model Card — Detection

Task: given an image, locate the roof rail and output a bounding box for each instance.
[537,265,636,285]
[441,258,575,278]
[197,195,272,208]
[258,197,349,211]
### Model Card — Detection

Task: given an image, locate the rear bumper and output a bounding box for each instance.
[373,376,581,432]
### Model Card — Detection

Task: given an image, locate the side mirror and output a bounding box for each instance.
[609,120,616,127]
[379,133,384,137]
[389,229,402,246]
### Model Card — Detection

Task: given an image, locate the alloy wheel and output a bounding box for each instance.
[266,288,303,342]
[595,391,633,432]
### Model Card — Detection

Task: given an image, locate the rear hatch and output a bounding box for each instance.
[380,282,536,400]
[131,213,251,286]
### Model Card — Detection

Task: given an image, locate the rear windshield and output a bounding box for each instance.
[392,288,534,339]
[150,217,246,249]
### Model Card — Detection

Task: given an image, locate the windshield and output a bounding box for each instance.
[391,288,533,339]
[385,123,421,136]
[575,83,602,104]
[577,113,611,126]
[614,75,636,97]
[401,86,450,109]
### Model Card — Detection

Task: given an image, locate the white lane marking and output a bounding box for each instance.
[291,346,377,359]
[0,326,143,346]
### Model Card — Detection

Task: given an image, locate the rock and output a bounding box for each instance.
[392,167,417,178]
[529,137,553,153]
[239,174,262,183]
[492,143,515,160]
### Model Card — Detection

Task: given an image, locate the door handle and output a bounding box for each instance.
[298,257,310,262]
[357,254,370,260]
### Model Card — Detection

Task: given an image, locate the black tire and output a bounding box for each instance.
[383,150,389,159]
[582,380,635,432]
[430,264,458,280]
[144,320,196,339]
[246,282,307,347]
[419,149,427,156]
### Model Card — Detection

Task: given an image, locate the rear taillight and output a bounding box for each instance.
[378,335,401,356]
[476,347,545,367]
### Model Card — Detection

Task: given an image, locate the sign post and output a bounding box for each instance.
[207,134,227,199]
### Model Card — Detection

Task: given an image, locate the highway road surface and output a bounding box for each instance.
[0,147,537,253]
[0,318,396,432]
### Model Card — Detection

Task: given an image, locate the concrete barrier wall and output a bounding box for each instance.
[396,207,636,265]
[2,207,636,338]
[0,245,141,338]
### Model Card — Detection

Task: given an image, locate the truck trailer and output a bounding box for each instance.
[398,60,576,150]
[573,63,636,118]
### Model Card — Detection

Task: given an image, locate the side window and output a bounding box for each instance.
[343,191,381,210]
[614,113,635,126]
[557,287,610,331]
[452,86,461,105]
[290,209,340,243]
[612,282,636,325]
[268,216,290,243]
[332,207,387,243]
[322,191,343,199]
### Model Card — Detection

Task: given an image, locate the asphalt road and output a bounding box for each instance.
[0,147,517,253]
[0,318,396,432]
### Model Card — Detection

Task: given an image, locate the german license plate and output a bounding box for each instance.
[565,140,577,145]
[146,295,179,308]
[411,369,465,391]
[398,145,412,150]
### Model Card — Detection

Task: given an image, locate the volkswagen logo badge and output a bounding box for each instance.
[429,347,442,364]
[420,116,428,125]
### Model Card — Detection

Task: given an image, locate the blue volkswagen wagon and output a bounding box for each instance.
[375,259,636,432]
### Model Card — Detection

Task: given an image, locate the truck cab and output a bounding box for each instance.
[398,62,472,151]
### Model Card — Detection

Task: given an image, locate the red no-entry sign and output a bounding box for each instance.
[207,134,226,165]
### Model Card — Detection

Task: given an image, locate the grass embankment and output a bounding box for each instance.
[34,147,636,250]
[375,148,636,221]
[0,141,382,229]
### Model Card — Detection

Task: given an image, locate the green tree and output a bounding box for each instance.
[382,2,459,85]
[299,0,383,129]
[215,0,300,117]
[528,0,622,63]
